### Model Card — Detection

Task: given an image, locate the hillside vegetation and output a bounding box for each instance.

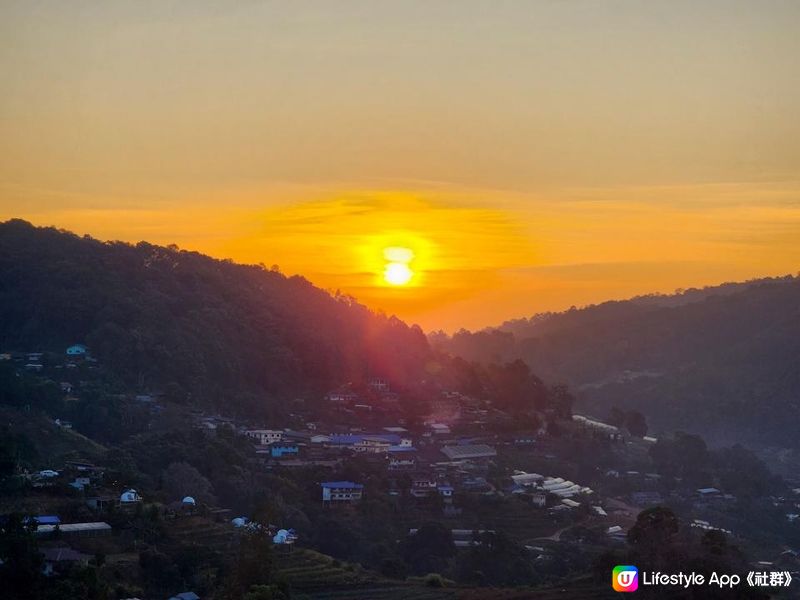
[0,219,430,412]
[431,275,800,447]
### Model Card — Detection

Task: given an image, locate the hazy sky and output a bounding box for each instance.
[2,1,799,330]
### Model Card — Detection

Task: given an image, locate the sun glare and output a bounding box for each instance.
[382,246,414,286]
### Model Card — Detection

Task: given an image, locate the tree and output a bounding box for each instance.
[624,410,648,437]
[628,506,679,548]
[163,461,215,504]
[455,531,536,586]
[548,384,574,418]
[0,514,43,599]
[243,584,289,600]
[608,406,626,428]
[400,522,456,575]
[628,506,680,569]
[139,548,181,592]
[226,529,275,599]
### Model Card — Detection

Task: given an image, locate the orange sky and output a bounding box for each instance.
[2,2,799,331]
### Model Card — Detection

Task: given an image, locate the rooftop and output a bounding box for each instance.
[321,481,364,489]
[37,522,112,534]
[441,444,497,460]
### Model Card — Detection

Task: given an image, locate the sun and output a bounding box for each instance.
[382,246,414,286]
[384,262,413,285]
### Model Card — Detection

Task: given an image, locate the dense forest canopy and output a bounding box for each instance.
[0,219,431,410]
[431,275,800,447]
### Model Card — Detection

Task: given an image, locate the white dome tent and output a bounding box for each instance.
[182,496,196,506]
[273,528,298,545]
[120,489,142,503]
[273,529,289,544]
[231,517,249,528]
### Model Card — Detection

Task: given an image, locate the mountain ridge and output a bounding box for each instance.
[430,274,800,447]
[0,219,431,414]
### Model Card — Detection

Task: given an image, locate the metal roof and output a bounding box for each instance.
[441,444,497,460]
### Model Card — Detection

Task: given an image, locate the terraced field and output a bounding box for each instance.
[165,515,237,551]
[274,548,615,599]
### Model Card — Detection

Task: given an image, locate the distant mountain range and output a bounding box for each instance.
[0,219,431,413]
[431,274,800,447]
[4,219,798,448]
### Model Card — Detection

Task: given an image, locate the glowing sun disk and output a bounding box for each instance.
[384,262,413,285]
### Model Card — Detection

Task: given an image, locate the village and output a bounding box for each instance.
[2,345,799,599]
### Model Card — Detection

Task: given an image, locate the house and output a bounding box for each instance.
[631,491,664,506]
[30,515,61,526]
[270,444,300,458]
[321,481,364,504]
[41,547,90,576]
[66,344,88,356]
[411,476,438,498]
[282,430,314,444]
[429,423,451,435]
[368,378,389,392]
[441,444,497,461]
[355,436,392,454]
[388,447,417,470]
[327,389,359,403]
[383,426,409,434]
[511,472,544,487]
[531,492,548,507]
[327,433,396,454]
[461,476,492,492]
[66,461,102,475]
[514,435,537,446]
[245,429,284,445]
[607,525,627,542]
[438,485,454,502]
[69,476,91,490]
[36,522,112,538]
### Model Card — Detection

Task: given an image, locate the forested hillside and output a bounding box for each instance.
[0,220,431,411]
[431,276,800,447]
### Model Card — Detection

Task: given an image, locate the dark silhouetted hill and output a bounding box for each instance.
[431,275,800,447]
[0,219,430,412]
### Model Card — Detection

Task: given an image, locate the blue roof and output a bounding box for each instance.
[169,593,200,600]
[321,481,364,489]
[329,434,363,445]
[329,433,401,445]
[33,515,61,525]
[388,445,416,452]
